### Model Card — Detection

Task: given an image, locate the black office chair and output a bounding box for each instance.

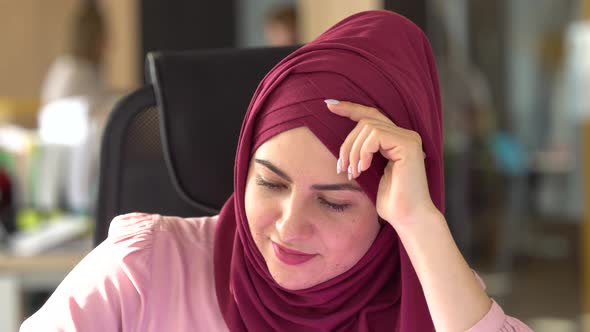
[94,46,297,245]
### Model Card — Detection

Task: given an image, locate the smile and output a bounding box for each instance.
[271,241,317,265]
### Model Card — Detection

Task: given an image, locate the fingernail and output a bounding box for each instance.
[324,99,340,105]
[423,151,427,159]
[347,165,353,180]
[337,158,342,174]
[357,160,362,174]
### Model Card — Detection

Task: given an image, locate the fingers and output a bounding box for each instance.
[348,123,388,179]
[326,99,392,180]
[337,121,424,180]
[327,99,426,180]
[338,120,389,180]
[325,99,390,123]
[347,123,373,180]
[337,122,365,176]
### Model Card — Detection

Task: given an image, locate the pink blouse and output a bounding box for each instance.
[20,213,533,331]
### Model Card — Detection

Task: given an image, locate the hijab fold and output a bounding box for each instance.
[214,10,443,331]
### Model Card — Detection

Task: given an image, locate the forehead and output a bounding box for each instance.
[252,126,338,171]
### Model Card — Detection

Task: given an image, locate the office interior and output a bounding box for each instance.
[0,0,588,331]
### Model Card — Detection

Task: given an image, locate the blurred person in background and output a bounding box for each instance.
[36,1,115,214]
[263,4,298,46]
[439,59,501,263]
[429,1,499,263]
[40,0,109,111]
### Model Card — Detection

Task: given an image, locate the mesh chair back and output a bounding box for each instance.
[94,86,196,244]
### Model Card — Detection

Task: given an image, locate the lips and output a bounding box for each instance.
[272,241,317,265]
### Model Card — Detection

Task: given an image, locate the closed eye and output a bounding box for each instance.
[256,176,351,213]
[318,197,350,212]
[255,177,286,190]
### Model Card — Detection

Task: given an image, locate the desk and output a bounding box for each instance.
[0,249,89,332]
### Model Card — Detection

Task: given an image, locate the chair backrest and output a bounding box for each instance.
[95,46,297,245]
[94,86,197,244]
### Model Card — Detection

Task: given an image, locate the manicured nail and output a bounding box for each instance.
[347,165,353,180]
[324,99,340,105]
[337,158,342,174]
[357,160,362,174]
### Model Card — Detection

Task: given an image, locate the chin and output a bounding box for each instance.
[270,270,318,291]
[265,255,321,290]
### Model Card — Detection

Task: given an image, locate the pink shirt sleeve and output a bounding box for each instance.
[20,213,156,332]
[467,272,533,332]
[467,300,533,332]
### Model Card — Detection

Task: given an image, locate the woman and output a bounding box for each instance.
[38,1,116,213]
[21,11,532,331]
[41,1,108,107]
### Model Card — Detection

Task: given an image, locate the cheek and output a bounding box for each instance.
[244,183,279,235]
[320,212,380,261]
[323,219,372,246]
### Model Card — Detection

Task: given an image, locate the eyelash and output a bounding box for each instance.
[255,177,351,212]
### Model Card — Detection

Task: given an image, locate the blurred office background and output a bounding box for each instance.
[0,0,589,331]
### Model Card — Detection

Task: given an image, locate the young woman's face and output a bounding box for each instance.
[244,126,380,290]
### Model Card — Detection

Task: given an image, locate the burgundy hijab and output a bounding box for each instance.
[214,10,443,331]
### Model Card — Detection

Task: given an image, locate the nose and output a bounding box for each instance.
[276,194,314,242]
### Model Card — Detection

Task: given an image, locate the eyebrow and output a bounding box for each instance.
[254,158,363,192]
